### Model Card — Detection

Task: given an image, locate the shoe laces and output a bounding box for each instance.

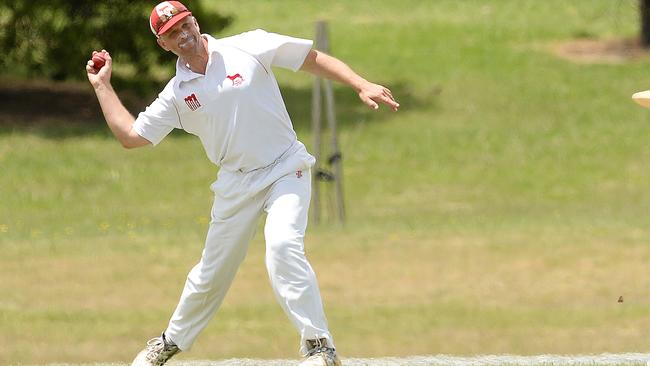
[305,338,336,358]
[144,337,179,363]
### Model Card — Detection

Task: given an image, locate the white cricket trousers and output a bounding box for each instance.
[164,142,334,355]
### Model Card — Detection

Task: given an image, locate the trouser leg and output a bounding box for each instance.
[263,170,334,355]
[165,194,262,351]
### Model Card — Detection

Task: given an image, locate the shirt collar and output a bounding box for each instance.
[175,34,219,82]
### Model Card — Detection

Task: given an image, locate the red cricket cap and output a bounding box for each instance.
[149,1,192,37]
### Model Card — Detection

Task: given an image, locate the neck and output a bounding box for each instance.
[181,36,209,75]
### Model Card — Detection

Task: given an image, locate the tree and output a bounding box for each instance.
[0,0,232,92]
[642,0,650,47]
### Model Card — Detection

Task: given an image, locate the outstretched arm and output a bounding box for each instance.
[86,50,150,149]
[300,49,399,112]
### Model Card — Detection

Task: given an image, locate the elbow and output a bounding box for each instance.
[300,49,319,72]
[119,139,140,149]
[120,141,135,149]
[119,131,149,149]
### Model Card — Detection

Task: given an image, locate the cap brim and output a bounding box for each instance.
[632,90,650,109]
[157,11,192,36]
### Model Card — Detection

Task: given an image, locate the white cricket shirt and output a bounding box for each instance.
[132,29,313,173]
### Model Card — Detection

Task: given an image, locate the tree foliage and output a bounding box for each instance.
[0,0,232,91]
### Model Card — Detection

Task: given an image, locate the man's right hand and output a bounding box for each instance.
[86,49,112,89]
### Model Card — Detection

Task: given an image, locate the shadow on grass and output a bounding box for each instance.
[0,79,439,139]
[283,81,438,131]
[0,80,150,139]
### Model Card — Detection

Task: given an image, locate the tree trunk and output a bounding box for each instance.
[642,0,650,47]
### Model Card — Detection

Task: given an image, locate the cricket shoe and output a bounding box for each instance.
[299,338,342,366]
[131,333,180,366]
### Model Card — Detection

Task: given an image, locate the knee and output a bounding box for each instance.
[267,236,302,257]
[265,237,306,271]
[186,262,215,293]
[186,258,239,294]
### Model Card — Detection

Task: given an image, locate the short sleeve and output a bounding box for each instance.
[230,29,313,71]
[132,80,180,146]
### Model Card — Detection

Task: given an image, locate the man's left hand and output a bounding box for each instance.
[358,82,399,112]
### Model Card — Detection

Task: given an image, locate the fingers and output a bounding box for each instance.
[86,60,97,75]
[364,91,399,112]
[86,49,112,75]
[103,50,112,68]
[360,83,400,112]
[379,88,399,111]
[102,49,111,60]
[86,49,113,87]
[362,96,379,110]
[379,87,399,108]
[374,96,399,112]
[384,95,400,112]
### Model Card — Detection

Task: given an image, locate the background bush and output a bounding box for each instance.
[0,0,232,93]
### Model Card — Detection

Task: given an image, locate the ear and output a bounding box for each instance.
[157,37,170,52]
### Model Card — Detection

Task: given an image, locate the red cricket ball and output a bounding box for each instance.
[92,51,107,71]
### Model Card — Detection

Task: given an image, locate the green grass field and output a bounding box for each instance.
[2,0,650,364]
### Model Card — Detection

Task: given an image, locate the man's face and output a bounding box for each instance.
[157,16,202,56]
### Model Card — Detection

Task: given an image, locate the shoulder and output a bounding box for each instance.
[157,77,178,99]
[162,77,178,92]
[214,29,271,47]
[149,77,180,110]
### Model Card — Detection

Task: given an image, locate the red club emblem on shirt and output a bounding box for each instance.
[227,73,244,86]
[184,93,201,111]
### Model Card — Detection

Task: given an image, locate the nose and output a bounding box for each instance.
[177,29,193,41]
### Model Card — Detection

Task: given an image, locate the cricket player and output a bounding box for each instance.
[85,1,399,365]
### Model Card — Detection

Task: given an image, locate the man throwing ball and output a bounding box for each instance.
[86,1,399,365]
